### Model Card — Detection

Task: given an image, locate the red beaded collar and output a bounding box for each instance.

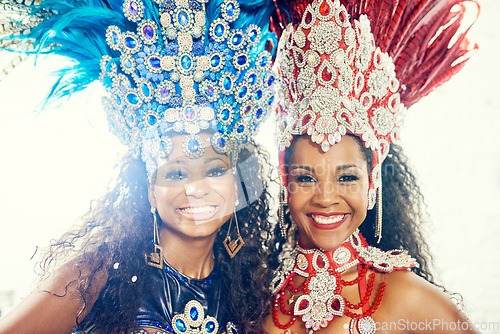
[270,230,415,334]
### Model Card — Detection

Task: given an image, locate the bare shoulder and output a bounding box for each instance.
[0,255,108,334]
[377,270,477,333]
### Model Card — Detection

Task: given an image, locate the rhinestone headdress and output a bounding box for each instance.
[1,0,276,178]
[274,0,478,209]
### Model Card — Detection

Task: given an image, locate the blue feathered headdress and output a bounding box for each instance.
[1,0,277,178]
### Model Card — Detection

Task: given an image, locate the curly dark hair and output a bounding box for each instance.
[270,134,437,285]
[36,143,274,334]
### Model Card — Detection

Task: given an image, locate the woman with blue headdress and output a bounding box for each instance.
[0,0,277,333]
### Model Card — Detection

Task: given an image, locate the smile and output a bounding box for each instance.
[179,205,217,214]
[311,214,346,225]
[308,213,349,230]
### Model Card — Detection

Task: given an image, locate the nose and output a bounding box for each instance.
[311,180,340,207]
[184,178,210,198]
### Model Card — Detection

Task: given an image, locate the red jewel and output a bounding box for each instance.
[319,1,330,15]
[321,66,332,82]
[301,114,312,127]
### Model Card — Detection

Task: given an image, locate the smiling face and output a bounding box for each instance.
[148,133,236,240]
[286,135,370,251]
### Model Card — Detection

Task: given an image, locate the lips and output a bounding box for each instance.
[308,213,349,230]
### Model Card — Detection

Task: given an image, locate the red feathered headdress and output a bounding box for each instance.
[273,0,478,239]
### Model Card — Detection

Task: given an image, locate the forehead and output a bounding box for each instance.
[290,136,367,168]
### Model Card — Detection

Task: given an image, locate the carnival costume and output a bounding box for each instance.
[1,0,276,332]
[271,0,477,332]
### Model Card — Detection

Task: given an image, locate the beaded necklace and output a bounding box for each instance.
[270,231,415,334]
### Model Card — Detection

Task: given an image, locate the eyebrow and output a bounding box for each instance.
[166,157,228,166]
[290,164,362,172]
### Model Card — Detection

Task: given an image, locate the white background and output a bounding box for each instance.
[0,0,499,331]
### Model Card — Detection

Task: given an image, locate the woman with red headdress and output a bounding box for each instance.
[264,0,479,333]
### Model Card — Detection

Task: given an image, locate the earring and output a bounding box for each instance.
[223,209,244,258]
[279,184,288,238]
[374,183,383,244]
[145,207,164,269]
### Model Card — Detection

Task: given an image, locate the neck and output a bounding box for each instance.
[159,228,217,279]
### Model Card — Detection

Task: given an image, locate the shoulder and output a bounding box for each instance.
[0,255,108,334]
[378,270,476,333]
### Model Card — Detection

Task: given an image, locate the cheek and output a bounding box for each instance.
[287,186,310,216]
[210,175,237,202]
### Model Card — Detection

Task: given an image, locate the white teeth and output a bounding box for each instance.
[180,206,216,214]
[312,214,345,225]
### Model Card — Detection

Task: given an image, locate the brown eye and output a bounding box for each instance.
[338,174,359,182]
[296,175,316,183]
[164,170,187,180]
[206,166,228,177]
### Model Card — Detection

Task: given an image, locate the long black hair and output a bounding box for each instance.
[36,143,274,333]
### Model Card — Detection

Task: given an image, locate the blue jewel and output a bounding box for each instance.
[255,89,263,100]
[223,77,232,91]
[214,23,225,38]
[111,31,119,45]
[205,86,215,97]
[221,108,230,121]
[226,2,235,16]
[247,73,257,85]
[159,86,170,98]
[217,137,226,148]
[127,114,135,125]
[206,321,216,333]
[232,33,243,46]
[260,56,268,67]
[181,55,192,70]
[127,93,139,104]
[147,114,157,126]
[243,105,251,115]
[255,108,263,119]
[249,28,257,42]
[190,306,198,321]
[129,1,138,16]
[141,83,150,97]
[149,56,161,68]
[188,138,199,152]
[237,124,245,133]
[184,106,195,120]
[211,54,221,68]
[175,319,187,332]
[143,24,154,39]
[124,36,136,49]
[267,75,275,86]
[178,11,189,26]
[237,55,247,66]
[267,95,274,105]
[238,85,247,99]
[114,95,122,105]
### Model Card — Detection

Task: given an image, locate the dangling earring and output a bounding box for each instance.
[374,181,383,244]
[278,184,288,238]
[145,207,164,269]
[223,207,244,258]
